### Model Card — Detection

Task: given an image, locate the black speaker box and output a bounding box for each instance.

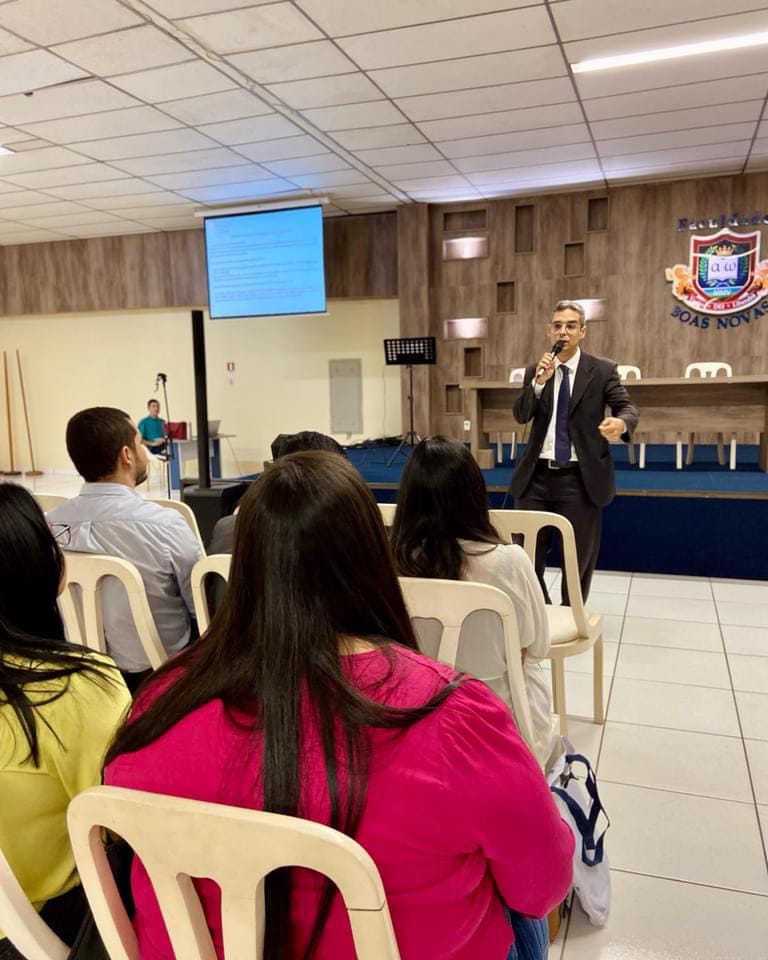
[182,481,251,548]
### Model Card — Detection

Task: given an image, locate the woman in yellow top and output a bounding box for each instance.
[0,484,130,959]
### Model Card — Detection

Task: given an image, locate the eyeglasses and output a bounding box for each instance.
[51,523,71,548]
[549,321,582,332]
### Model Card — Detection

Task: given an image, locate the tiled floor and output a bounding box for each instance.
[545,568,768,960]
[8,475,768,958]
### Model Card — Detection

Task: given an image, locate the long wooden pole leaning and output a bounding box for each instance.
[3,350,21,475]
[16,349,42,476]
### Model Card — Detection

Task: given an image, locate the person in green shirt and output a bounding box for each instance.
[137,398,167,456]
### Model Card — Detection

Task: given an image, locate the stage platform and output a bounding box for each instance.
[346,443,768,581]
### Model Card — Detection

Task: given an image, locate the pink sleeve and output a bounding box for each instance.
[437,680,574,917]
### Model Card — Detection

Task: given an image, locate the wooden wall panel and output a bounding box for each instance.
[397,204,432,435]
[0,213,398,317]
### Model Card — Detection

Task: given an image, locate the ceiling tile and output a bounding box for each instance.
[607,159,743,183]
[62,221,156,236]
[467,158,602,185]
[200,114,300,145]
[754,119,768,138]
[3,137,49,151]
[0,217,44,229]
[419,101,584,141]
[584,75,768,121]
[752,135,768,152]
[83,191,188,210]
[158,90,271,125]
[23,210,123,228]
[353,143,442,165]
[3,163,131,188]
[106,202,197,219]
[290,170,371,188]
[0,26,33,55]
[136,216,200,230]
[268,73,384,110]
[330,124,426,150]
[0,181,24,193]
[0,145,93,173]
[72,129,219,161]
[178,178,296,202]
[369,47,567,98]
[262,154,351,176]
[296,0,535,35]
[0,0,141,45]
[330,182,398,198]
[454,141,597,172]
[301,101,404,131]
[19,106,185,144]
[406,185,481,200]
[572,43,768,100]
[228,41,357,83]
[338,195,397,209]
[179,4,322,55]
[0,49,87,98]
[0,199,90,219]
[374,159,456,179]
[592,101,762,141]
[552,0,764,43]
[53,26,191,76]
[109,146,251,176]
[232,135,329,162]
[336,8,556,70]
[601,141,751,171]
[109,60,237,102]
[46,178,163,200]
[394,173,471,190]
[396,77,575,122]
[438,122,591,157]
[598,123,757,158]
[0,230,68,244]
[0,79,140,125]
[146,0,272,16]
[146,165,276,189]
[0,189,50,208]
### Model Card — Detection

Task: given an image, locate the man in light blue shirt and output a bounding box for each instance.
[48,407,202,690]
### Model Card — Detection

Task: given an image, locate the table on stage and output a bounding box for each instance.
[462,375,768,472]
[166,434,235,491]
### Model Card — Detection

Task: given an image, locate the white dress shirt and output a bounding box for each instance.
[48,484,202,673]
[533,347,580,462]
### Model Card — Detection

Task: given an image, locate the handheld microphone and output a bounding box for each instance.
[536,339,567,379]
[154,372,167,392]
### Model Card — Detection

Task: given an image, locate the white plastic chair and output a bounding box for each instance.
[144,452,168,491]
[679,361,736,470]
[190,554,231,632]
[495,367,528,463]
[617,365,645,469]
[59,553,168,669]
[0,847,68,960]
[489,509,604,734]
[67,786,401,960]
[398,577,537,756]
[377,502,396,527]
[34,494,69,513]
[152,498,206,553]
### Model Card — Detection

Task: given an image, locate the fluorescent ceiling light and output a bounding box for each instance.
[572,30,768,73]
[0,145,14,156]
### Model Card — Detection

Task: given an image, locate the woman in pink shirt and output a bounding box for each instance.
[105,451,572,959]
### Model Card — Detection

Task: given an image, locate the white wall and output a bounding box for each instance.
[0,299,401,476]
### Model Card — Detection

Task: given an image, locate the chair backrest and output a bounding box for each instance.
[397,577,536,754]
[489,509,589,633]
[152,498,206,553]
[34,494,69,513]
[190,554,232,632]
[377,502,396,527]
[617,364,641,380]
[0,847,68,960]
[684,361,733,378]
[60,553,168,669]
[508,366,526,383]
[67,786,401,960]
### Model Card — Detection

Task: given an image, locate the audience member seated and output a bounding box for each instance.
[0,485,130,960]
[47,407,202,692]
[104,451,572,960]
[207,430,345,555]
[391,436,559,767]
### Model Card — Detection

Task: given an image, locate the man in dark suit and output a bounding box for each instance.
[510,300,639,604]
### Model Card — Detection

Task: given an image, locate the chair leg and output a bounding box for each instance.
[729,434,737,471]
[510,433,517,461]
[639,442,646,470]
[676,435,683,470]
[685,433,695,466]
[716,433,726,466]
[551,657,568,736]
[627,443,636,465]
[496,432,502,464]
[592,636,605,725]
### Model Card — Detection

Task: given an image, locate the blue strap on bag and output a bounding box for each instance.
[550,754,610,867]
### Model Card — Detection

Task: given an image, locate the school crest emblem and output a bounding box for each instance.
[665,228,768,314]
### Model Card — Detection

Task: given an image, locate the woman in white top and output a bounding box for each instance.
[391,437,559,766]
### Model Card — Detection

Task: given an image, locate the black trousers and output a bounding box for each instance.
[515,461,602,604]
[0,883,88,958]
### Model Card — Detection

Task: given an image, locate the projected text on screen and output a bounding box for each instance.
[204,205,326,319]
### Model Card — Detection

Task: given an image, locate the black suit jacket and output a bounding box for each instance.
[510,352,640,507]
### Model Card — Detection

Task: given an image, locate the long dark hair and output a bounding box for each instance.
[391,436,501,580]
[0,484,117,765]
[106,452,461,959]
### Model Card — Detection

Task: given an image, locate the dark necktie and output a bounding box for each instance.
[555,365,571,463]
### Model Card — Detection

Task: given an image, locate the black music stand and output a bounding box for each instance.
[384,336,437,466]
